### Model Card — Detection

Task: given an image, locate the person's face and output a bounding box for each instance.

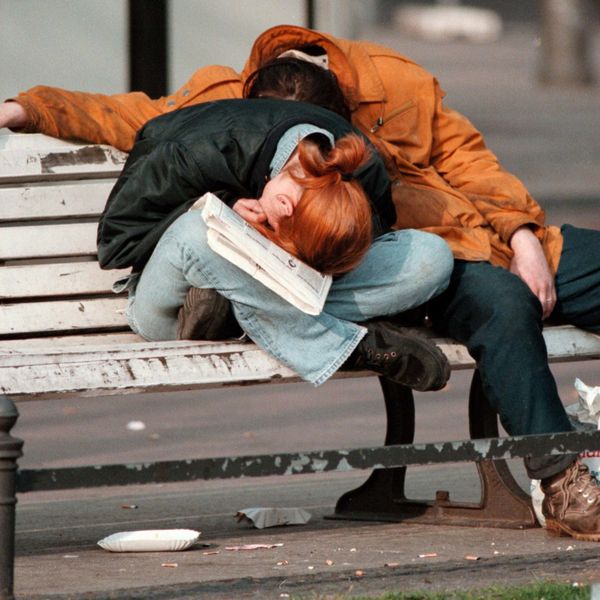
[258,164,304,232]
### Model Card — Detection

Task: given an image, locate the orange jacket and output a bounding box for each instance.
[13,24,562,271]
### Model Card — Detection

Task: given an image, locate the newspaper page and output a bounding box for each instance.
[190,193,332,315]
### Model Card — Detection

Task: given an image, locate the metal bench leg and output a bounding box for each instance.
[330,372,537,528]
[467,370,538,528]
[329,377,416,520]
[0,396,23,600]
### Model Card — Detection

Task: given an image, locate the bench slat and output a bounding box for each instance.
[0,326,597,400]
[0,137,126,183]
[0,181,113,221]
[0,340,299,399]
[0,332,142,349]
[0,297,128,336]
[0,222,98,260]
[0,262,124,299]
[0,132,111,152]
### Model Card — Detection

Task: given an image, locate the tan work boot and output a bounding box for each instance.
[176,287,241,340]
[541,459,600,541]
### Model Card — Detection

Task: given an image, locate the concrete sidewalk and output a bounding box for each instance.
[15,467,600,599]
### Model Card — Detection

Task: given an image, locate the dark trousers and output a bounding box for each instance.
[428,225,600,479]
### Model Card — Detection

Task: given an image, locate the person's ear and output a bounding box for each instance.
[277,195,295,217]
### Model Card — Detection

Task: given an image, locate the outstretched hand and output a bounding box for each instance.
[509,226,556,319]
[232,198,267,225]
[0,102,27,130]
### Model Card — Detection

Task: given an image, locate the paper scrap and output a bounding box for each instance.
[566,379,600,429]
[126,420,146,431]
[235,507,311,529]
[225,543,284,551]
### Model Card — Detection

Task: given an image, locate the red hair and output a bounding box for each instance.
[257,134,373,275]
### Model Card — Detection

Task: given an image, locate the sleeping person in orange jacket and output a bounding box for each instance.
[2,24,600,541]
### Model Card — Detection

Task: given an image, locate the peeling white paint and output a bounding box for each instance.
[335,458,353,472]
[473,439,492,456]
[309,458,329,472]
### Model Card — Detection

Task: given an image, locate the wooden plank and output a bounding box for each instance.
[0,262,125,299]
[0,332,143,349]
[0,222,98,260]
[0,133,127,183]
[0,132,106,152]
[0,297,128,336]
[543,326,600,362]
[0,326,597,400]
[0,340,299,398]
[0,181,114,221]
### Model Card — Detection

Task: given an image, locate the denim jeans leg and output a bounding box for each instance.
[129,211,453,385]
[554,225,600,332]
[325,229,453,321]
[429,260,576,480]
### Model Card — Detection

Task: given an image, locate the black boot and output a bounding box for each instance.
[176,288,242,340]
[343,320,450,391]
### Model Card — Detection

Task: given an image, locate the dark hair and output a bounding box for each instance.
[243,57,351,121]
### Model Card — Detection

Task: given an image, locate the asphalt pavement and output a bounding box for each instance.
[11,21,600,600]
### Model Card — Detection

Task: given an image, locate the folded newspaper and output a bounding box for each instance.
[190,192,332,315]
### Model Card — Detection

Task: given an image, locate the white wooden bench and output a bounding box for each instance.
[1,132,599,600]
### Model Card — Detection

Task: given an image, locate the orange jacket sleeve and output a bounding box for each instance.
[12,65,242,151]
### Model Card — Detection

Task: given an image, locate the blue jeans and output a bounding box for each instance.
[429,225,600,479]
[126,210,453,385]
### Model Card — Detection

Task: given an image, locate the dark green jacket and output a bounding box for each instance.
[97,99,394,271]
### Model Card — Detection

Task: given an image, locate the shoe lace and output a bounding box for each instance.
[566,462,600,508]
[366,349,398,365]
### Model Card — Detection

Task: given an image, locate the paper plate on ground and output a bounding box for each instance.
[98,529,201,552]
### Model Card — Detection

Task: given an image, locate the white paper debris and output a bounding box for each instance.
[225,543,283,551]
[235,507,311,529]
[530,479,546,527]
[567,379,600,429]
[126,420,146,431]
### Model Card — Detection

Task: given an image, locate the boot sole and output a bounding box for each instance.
[545,517,600,542]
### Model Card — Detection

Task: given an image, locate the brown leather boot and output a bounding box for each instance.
[176,288,242,340]
[541,459,600,541]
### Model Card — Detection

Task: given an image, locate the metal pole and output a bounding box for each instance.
[128,0,169,96]
[538,0,594,85]
[306,0,316,29]
[0,396,23,600]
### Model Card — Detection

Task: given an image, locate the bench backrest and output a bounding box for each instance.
[0,133,131,342]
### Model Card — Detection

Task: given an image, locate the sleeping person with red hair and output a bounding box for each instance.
[97,98,453,390]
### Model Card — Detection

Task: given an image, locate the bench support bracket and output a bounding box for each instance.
[329,373,538,529]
